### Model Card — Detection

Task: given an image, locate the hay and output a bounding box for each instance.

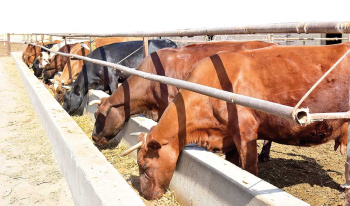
[72,115,180,206]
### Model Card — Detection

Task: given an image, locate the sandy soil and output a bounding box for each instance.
[0,56,74,205]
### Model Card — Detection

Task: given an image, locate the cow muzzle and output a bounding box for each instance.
[92,135,109,146]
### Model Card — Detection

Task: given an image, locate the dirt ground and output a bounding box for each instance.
[0,44,74,205]
[257,141,346,205]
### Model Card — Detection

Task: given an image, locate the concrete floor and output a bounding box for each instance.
[0,57,74,205]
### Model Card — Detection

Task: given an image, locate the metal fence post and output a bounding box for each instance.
[143,37,148,58]
[7,33,11,55]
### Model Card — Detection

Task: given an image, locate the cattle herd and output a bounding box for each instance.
[22,38,350,200]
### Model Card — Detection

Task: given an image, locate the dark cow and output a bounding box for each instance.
[126,43,350,200]
[90,41,276,146]
[63,39,177,115]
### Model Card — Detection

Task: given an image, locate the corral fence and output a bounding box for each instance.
[8,21,350,205]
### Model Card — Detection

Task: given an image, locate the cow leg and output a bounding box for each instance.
[233,107,259,175]
[225,148,240,166]
[258,140,272,162]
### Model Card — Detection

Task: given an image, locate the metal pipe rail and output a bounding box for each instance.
[166,37,349,44]
[28,42,349,125]
[33,22,350,38]
[274,37,349,41]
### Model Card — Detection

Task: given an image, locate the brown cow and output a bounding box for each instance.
[42,43,78,82]
[91,41,275,147]
[127,43,350,200]
[22,41,61,67]
[22,43,42,67]
[94,37,143,49]
[52,43,90,103]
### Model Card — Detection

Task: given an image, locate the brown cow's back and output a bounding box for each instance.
[95,37,143,49]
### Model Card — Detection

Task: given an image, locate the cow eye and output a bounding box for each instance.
[142,162,147,170]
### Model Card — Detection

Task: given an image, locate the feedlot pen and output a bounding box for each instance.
[1,36,349,205]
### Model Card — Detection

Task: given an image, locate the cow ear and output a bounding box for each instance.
[147,139,162,151]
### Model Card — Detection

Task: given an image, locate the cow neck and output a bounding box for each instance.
[109,76,156,120]
[150,93,210,153]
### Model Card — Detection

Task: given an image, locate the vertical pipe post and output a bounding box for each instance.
[49,35,52,43]
[143,37,148,58]
[64,37,72,81]
[6,33,11,55]
[267,34,274,43]
[89,37,92,51]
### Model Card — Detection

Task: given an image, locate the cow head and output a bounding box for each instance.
[42,65,55,83]
[53,84,67,104]
[91,98,125,146]
[123,132,178,200]
[22,44,41,67]
[62,84,83,114]
[32,52,50,78]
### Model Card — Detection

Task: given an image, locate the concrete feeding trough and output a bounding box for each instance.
[85,88,310,206]
[12,52,145,206]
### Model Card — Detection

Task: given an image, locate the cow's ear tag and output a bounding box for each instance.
[147,139,162,151]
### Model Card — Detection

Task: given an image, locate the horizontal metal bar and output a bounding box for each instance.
[171,37,349,44]
[274,37,349,41]
[32,22,350,38]
[310,112,350,122]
